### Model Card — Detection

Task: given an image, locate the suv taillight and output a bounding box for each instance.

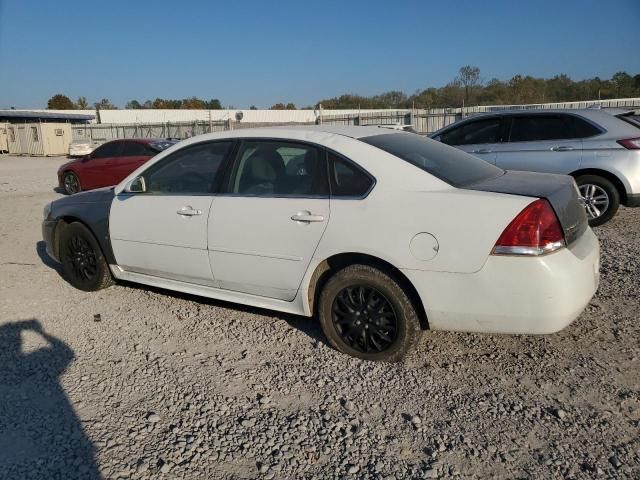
[492,199,565,256]
[617,137,640,149]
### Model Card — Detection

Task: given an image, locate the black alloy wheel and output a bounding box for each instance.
[331,285,398,353]
[66,234,98,282]
[318,264,421,362]
[59,222,114,291]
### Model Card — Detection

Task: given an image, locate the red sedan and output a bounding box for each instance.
[58,138,177,194]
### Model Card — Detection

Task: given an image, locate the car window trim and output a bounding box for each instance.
[218,138,334,199]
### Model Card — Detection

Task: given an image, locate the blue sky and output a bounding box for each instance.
[0,0,638,108]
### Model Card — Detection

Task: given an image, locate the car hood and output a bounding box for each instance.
[464,170,588,245]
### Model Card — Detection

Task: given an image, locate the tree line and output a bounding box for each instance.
[46,67,640,111]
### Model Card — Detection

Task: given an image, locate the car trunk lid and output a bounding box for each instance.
[464,170,588,246]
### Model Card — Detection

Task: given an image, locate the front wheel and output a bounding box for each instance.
[318,264,421,362]
[59,222,114,291]
[576,175,620,227]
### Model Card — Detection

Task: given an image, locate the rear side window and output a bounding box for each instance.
[328,153,374,197]
[439,117,502,145]
[507,114,600,142]
[229,141,328,196]
[362,133,503,187]
[120,141,150,156]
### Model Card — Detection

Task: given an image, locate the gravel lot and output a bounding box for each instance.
[0,154,638,480]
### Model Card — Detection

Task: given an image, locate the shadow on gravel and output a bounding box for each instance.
[36,240,64,276]
[120,281,328,345]
[0,319,101,480]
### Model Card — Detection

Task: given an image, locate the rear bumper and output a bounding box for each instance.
[42,219,59,262]
[403,228,600,334]
[625,193,640,208]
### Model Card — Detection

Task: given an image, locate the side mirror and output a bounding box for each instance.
[125,176,146,193]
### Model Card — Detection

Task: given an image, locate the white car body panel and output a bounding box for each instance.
[208,196,330,300]
[106,126,599,336]
[110,195,215,285]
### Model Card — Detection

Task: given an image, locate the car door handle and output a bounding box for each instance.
[177,206,202,216]
[550,146,575,151]
[472,148,492,154]
[291,211,325,223]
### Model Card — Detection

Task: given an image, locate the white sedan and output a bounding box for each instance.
[42,126,600,361]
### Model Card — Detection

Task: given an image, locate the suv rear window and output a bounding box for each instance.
[361,133,503,187]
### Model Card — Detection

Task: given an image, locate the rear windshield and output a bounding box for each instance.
[617,112,640,129]
[361,132,504,187]
[149,140,178,152]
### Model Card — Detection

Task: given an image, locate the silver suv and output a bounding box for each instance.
[430,109,640,225]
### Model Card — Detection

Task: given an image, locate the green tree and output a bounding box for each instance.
[47,94,75,109]
[457,66,481,103]
[270,103,287,110]
[181,97,206,109]
[125,100,143,109]
[76,96,89,109]
[249,105,258,110]
[206,98,222,109]
[285,103,296,110]
[94,98,117,109]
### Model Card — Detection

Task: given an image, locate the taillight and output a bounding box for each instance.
[492,199,565,256]
[617,137,640,149]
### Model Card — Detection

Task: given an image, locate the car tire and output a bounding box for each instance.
[59,222,114,292]
[318,264,421,362]
[575,174,620,227]
[63,171,81,195]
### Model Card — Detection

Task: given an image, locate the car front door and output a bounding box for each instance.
[80,141,123,189]
[208,140,330,301]
[435,116,502,164]
[493,114,583,174]
[109,141,233,285]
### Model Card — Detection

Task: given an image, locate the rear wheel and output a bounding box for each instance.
[318,264,420,362]
[59,222,114,291]
[63,171,81,195]
[575,175,619,226]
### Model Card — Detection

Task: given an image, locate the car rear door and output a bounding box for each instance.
[110,141,233,285]
[434,116,502,164]
[493,114,583,174]
[208,139,330,301]
[80,141,123,189]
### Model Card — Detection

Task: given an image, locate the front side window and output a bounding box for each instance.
[143,141,232,194]
[229,141,328,196]
[439,118,502,146]
[120,141,151,157]
[328,153,374,197]
[91,141,121,158]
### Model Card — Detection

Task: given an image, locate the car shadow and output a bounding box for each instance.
[119,280,327,346]
[36,241,64,276]
[0,319,101,479]
[34,241,327,346]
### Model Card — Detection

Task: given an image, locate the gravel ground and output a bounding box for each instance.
[0,154,638,480]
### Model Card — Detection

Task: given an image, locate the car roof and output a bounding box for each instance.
[108,138,173,144]
[271,125,399,139]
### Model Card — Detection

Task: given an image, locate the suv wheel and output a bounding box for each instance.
[576,175,620,226]
[318,264,421,362]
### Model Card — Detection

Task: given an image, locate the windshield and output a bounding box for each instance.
[150,140,178,152]
[361,132,504,187]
